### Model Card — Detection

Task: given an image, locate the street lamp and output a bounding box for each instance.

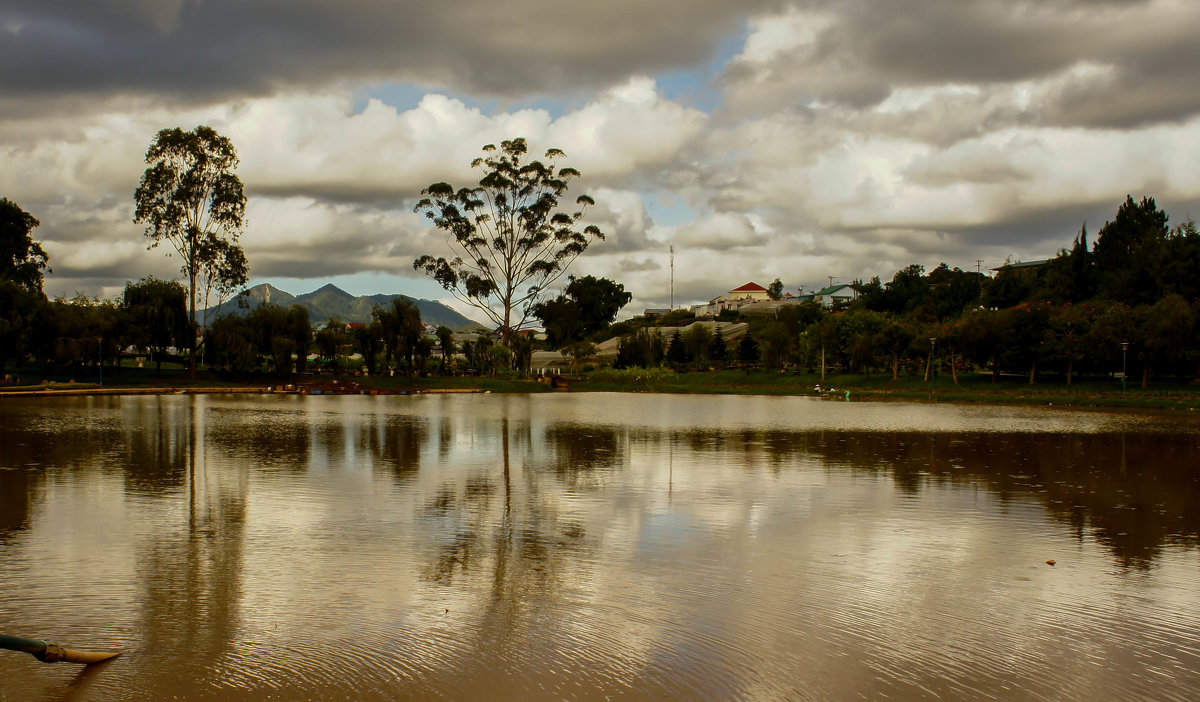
[1120,341,1129,394]
[929,337,937,398]
[97,336,103,388]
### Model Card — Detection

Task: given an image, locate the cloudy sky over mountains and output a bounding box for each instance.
[4,0,1200,317]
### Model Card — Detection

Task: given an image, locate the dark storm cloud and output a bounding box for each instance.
[1,0,785,114]
[722,0,1200,128]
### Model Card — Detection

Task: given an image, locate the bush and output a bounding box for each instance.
[589,367,678,385]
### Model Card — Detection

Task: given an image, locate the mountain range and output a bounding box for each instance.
[204,283,480,330]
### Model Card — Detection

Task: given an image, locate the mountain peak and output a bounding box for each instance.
[310,283,353,298]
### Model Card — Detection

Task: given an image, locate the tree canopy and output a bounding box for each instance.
[413,138,604,346]
[122,276,188,371]
[1,197,49,293]
[532,275,632,348]
[133,125,248,376]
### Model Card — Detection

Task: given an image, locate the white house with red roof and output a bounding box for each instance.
[728,281,770,301]
[691,282,773,316]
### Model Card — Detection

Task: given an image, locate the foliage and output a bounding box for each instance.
[0,198,51,375]
[122,276,188,371]
[413,138,603,346]
[709,326,728,363]
[373,297,423,373]
[133,125,248,376]
[666,330,690,368]
[736,333,760,364]
[615,328,666,369]
[435,325,455,370]
[1,197,50,293]
[314,318,348,369]
[533,275,632,348]
[588,367,678,385]
[767,278,784,300]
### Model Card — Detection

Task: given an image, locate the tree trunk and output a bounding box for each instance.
[1028,360,1037,385]
[950,352,959,385]
[892,352,899,380]
[1067,358,1073,386]
[188,269,198,379]
[991,358,998,383]
[820,344,826,382]
[1142,363,1150,388]
[923,350,931,382]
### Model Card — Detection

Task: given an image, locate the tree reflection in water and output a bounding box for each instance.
[623,426,1198,571]
[134,396,248,683]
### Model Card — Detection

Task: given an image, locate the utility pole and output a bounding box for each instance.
[976,259,983,275]
[669,245,675,310]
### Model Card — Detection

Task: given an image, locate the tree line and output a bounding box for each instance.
[612,196,1200,387]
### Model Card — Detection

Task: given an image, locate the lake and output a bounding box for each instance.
[1,393,1198,700]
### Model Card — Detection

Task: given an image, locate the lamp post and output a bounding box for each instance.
[1120,341,1129,394]
[929,337,937,399]
[97,336,103,388]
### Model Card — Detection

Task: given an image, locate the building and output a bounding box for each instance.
[812,283,856,308]
[728,282,770,301]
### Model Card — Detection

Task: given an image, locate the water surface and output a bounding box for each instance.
[1,394,1198,700]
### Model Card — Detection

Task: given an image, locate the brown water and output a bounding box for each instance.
[1,393,1198,701]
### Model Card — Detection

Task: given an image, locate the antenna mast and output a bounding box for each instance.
[670,245,675,310]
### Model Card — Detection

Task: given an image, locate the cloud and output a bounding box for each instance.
[719,0,1200,128]
[0,0,784,115]
[8,1,1200,316]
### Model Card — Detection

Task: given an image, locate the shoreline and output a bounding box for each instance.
[3,376,1199,412]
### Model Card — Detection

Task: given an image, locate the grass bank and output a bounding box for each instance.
[575,368,1200,411]
[4,363,1198,410]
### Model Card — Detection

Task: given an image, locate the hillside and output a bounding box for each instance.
[205,283,480,330]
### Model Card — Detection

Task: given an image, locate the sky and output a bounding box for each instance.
[4,0,1200,322]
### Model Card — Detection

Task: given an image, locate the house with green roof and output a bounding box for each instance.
[813,283,856,308]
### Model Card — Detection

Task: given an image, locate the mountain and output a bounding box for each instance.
[206,283,479,330]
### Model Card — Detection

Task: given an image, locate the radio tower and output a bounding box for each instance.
[669,245,675,310]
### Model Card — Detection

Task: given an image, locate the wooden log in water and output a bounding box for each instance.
[0,634,119,664]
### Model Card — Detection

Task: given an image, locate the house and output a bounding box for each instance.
[992,259,1049,278]
[728,282,770,301]
[692,295,759,317]
[812,283,856,308]
[643,308,670,318]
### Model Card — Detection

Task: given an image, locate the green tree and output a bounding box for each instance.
[709,325,728,363]
[959,308,1010,383]
[684,323,713,369]
[435,325,455,372]
[413,138,604,347]
[767,278,784,300]
[133,125,248,377]
[205,314,258,373]
[1,197,50,293]
[666,330,690,368]
[533,275,631,348]
[736,333,760,365]
[314,318,348,370]
[352,322,381,375]
[286,305,312,372]
[1093,195,1169,304]
[760,321,794,369]
[122,276,188,371]
[373,297,422,373]
[1140,294,1195,386]
[615,328,665,369]
[1,198,50,376]
[1046,302,1092,384]
[927,263,984,320]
